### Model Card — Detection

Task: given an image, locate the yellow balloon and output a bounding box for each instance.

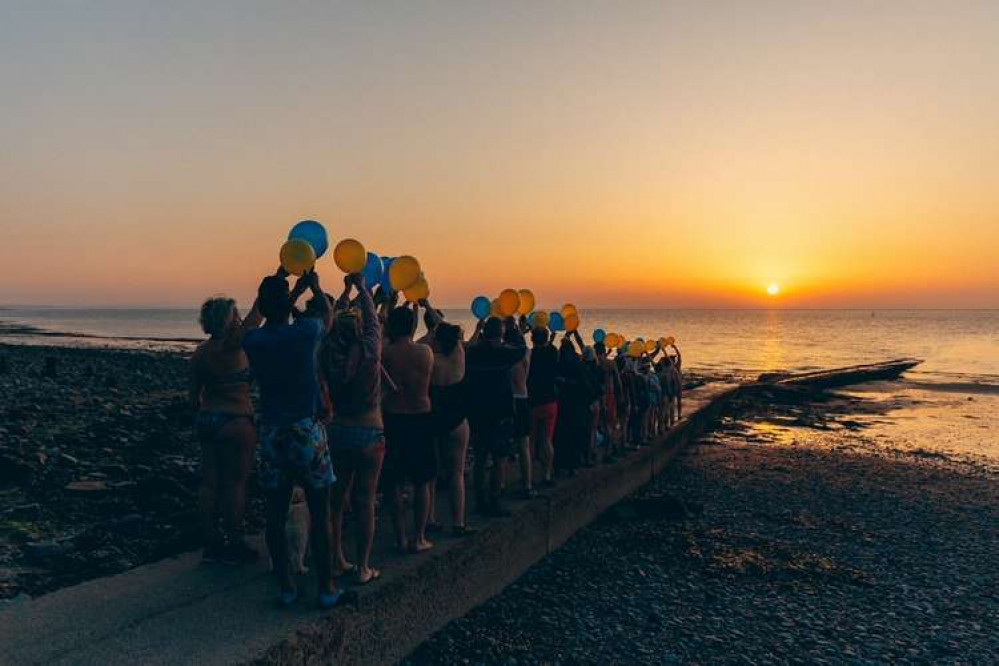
[532,311,550,329]
[561,303,578,318]
[665,336,675,346]
[404,274,430,302]
[490,298,502,317]
[605,333,620,348]
[498,289,521,317]
[279,239,316,276]
[645,339,658,353]
[333,238,366,274]
[628,342,644,358]
[389,255,422,291]
[658,337,669,349]
[517,289,536,315]
[564,313,580,332]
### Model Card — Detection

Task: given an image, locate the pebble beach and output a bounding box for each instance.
[407,385,999,664]
[0,343,265,600]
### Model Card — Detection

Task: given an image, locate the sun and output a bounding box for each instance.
[766,283,780,296]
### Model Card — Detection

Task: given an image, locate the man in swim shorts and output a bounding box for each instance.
[243,268,349,609]
[381,304,437,553]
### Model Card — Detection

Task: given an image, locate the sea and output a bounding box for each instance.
[1,305,997,462]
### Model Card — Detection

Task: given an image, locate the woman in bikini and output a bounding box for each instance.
[190,295,261,565]
[321,273,386,585]
[428,321,475,535]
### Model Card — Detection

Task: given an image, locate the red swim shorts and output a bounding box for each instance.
[530,402,558,443]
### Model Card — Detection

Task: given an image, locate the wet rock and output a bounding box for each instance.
[65,480,109,493]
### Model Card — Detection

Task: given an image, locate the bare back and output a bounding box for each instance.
[382,338,433,414]
[432,344,465,387]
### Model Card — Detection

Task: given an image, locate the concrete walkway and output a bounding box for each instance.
[0,383,738,666]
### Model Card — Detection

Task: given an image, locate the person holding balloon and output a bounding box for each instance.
[504,320,535,499]
[464,317,527,517]
[552,332,598,474]
[425,318,476,535]
[593,341,623,459]
[526,325,560,489]
[380,302,437,554]
[242,267,348,608]
[319,273,386,586]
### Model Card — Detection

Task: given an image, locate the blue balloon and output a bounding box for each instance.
[362,252,383,289]
[471,296,491,320]
[549,312,565,331]
[288,220,328,258]
[593,328,606,343]
[379,257,395,292]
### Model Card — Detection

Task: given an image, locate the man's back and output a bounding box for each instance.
[243,318,323,427]
[383,339,433,414]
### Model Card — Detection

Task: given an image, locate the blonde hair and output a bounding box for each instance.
[199,297,236,337]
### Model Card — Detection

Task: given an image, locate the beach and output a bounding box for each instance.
[0,343,266,600]
[407,383,999,664]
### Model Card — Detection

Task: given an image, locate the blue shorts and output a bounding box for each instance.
[259,417,336,491]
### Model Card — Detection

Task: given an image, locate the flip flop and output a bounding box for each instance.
[318,589,359,610]
[356,567,382,585]
[278,587,299,607]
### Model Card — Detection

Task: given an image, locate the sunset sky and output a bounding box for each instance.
[2,2,997,309]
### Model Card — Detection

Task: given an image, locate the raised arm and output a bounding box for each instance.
[306,271,333,332]
[352,274,381,358]
[240,297,263,332]
[334,276,352,312]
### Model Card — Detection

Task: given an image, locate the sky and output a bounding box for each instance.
[1,1,997,309]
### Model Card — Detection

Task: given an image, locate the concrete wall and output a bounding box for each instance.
[249,386,738,666]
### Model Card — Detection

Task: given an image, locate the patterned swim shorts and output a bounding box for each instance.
[258,417,336,491]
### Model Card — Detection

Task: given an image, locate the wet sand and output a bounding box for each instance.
[407,385,999,664]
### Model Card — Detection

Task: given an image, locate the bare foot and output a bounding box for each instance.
[410,538,434,553]
[333,560,355,576]
[357,566,382,584]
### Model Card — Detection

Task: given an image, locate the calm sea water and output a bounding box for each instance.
[1,307,996,385]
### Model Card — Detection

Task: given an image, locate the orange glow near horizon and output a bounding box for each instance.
[1,4,998,309]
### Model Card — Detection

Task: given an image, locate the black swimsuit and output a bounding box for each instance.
[430,382,467,435]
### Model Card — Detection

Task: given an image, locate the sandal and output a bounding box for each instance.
[277,587,299,607]
[318,589,358,610]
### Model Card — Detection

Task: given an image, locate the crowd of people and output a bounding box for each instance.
[189,267,683,609]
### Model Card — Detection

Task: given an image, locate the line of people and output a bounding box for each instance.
[189,267,683,609]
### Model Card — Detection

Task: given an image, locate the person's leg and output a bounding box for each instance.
[412,480,433,550]
[265,481,296,595]
[354,441,385,577]
[448,420,470,528]
[489,453,506,510]
[329,451,356,572]
[198,437,223,554]
[517,434,532,492]
[217,418,256,547]
[303,484,335,596]
[389,483,408,551]
[472,428,489,513]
